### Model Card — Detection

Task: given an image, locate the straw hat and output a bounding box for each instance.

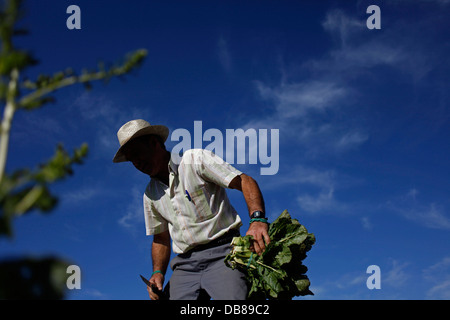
[113,119,169,163]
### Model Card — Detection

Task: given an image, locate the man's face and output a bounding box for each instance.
[122,135,162,176]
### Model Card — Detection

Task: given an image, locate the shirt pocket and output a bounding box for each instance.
[189,187,214,222]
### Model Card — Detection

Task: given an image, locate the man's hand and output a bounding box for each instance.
[147,272,165,300]
[246,221,270,255]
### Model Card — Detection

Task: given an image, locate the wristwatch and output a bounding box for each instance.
[250,210,266,219]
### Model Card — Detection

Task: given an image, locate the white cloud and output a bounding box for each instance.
[256,80,348,118]
[426,280,450,299]
[383,260,410,288]
[118,185,145,235]
[423,257,450,299]
[316,259,410,299]
[75,288,109,300]
[322,9,365,47]
[322,41,404,75]
[360,216,372,230]
[310,8,402,76]
[335,272,367,290]
[307,7,438,83]
[297,187,339,214]
[70,91,154,159]
[388,189,450,230]
[409,203,450,230]
[246,6,443,223]
[62,186,101,204]
[246,10,384,158]
[284,165,349,215]
[335,131,369,151]
[250,78,367,157]
[271,164,336,189]
[423,256,450,281]
[261,164,351,215]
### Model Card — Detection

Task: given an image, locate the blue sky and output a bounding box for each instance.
[1,0,450,299]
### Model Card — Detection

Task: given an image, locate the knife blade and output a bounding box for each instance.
[139,274,166,299]
[140,274,152,287]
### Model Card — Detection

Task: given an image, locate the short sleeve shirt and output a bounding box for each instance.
[143,149,243,254]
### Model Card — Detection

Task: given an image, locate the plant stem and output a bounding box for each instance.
[231,256,282,274]
[256,261,283,275]
[18,72,102,108]
[278,231,303,243]
[0,68,19,183]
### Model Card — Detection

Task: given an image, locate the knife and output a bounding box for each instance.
[140,274,166,299]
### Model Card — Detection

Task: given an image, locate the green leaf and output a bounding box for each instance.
[0,143,88,237]
[0,256,71,299]
[274,245,292,266]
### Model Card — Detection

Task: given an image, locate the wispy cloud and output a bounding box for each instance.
[63,186,101,204]
[383,260,410,288]
[117,185,145,235]
[388,189,450,230]
[249,78,367,158]
[255,80,348,118]
[244,5,449,226]
[322,8,365,47]
[360,216,372,230]
[70,91,154,159]
[297,187,341,214]
[245,10,382,158]
[268,164,352,215]
[269,164,336,189]
[315,259,410,299]
[70,288,109,300]
[406,203,450,230]
[423,256,450,299]
[314,7,434,82]
[426,280,450,300]
[335,131,369,151]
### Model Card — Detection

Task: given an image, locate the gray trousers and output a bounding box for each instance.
[169,242,248,300]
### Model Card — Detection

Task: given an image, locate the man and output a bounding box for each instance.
[113,119,270,300]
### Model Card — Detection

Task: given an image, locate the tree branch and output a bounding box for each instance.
[0,67,18,183]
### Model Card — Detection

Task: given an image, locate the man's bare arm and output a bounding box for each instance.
[148,230,171,300]
[229,174,270,255]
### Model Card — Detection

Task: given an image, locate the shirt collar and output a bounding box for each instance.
[168,153,179,175]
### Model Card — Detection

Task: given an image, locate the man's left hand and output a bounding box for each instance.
[246,221,270,255]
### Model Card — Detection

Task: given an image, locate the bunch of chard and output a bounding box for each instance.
[225,210,315,300]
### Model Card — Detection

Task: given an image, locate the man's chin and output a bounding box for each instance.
[138,167,152,176]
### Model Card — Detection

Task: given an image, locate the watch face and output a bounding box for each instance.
[251,211,265,219]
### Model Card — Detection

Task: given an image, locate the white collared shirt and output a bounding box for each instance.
[143,149,243,254]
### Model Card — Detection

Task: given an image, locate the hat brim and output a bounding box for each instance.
[112,125,169,163]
